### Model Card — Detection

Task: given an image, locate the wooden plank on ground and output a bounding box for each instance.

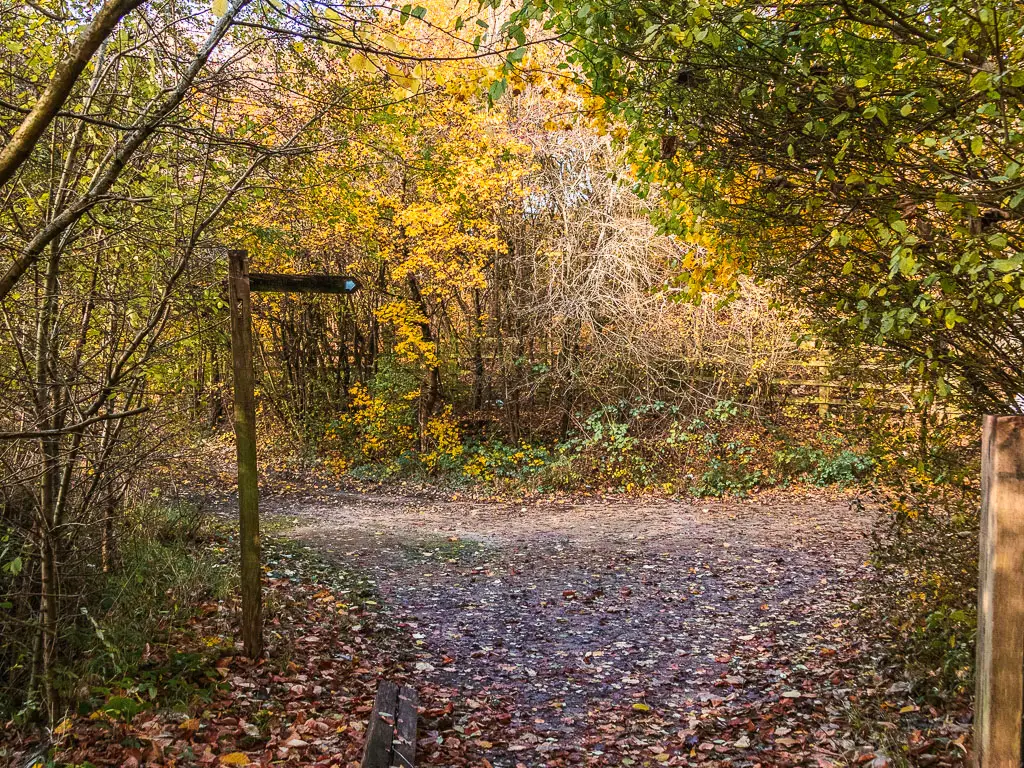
[392,686,418,768]
[975,414,1024,768]
[362,681,399,768]
[360,681,418,768]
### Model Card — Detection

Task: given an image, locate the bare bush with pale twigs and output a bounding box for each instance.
[494,125,803,433]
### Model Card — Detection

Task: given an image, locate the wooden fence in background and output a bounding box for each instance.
[771,359,921,415]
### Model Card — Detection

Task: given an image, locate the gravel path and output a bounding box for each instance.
[264,490,884,767]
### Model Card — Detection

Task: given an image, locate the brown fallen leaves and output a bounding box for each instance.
[48,539,411,767]
[33,498,974,768]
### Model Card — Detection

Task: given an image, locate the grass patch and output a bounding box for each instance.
[400,535,490,565]
[63,500,235,717]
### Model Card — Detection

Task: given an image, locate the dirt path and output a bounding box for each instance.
[258,490,937,767]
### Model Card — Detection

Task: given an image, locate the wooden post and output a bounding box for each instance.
[975,415,1024,768]
[227,249,263,658]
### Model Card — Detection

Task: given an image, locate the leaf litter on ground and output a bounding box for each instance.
[34,486,971,767]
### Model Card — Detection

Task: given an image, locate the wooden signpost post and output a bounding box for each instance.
[975,415,1024,768]
[226,250,262,657]
[226,249,359,657]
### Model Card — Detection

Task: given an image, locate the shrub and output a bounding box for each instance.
[810,449,874,486]
[533,452,586,491]
[772,444,823,478]
[463,440,550,485]
[691,445,763,497]
[773,436,874,487]
[335,381,417,462]
[324,358,419,472]
[555,400,680,491]
[867,494,978,692]
[317,388,879,497]
[87,504,231,675]
[665,401,764,497]
[422,406,463,473]
[857,414,980,694]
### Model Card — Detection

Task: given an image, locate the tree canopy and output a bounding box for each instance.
[510,0,1024,409]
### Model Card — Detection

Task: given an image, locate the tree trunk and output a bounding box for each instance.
[407,274,441,451]
[34,241,61,722]
[101,496,116,573]
[472,289,485,410]
[209,349,224,427]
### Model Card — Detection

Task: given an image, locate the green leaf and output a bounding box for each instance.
[970,71,992,92]
[488,79,507,102]
[988,233,1008,250]
[992,258,1020,272]
[507,46,528,64]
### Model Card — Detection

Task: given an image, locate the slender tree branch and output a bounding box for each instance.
[0,0,148,188]
[0,407,149,440]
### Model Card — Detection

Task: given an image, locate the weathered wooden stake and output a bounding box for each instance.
[227,248,263,658]
[361,681,418,768]
[975,415,1024,768]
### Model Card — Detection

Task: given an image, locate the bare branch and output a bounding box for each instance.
[0,407,149,440]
